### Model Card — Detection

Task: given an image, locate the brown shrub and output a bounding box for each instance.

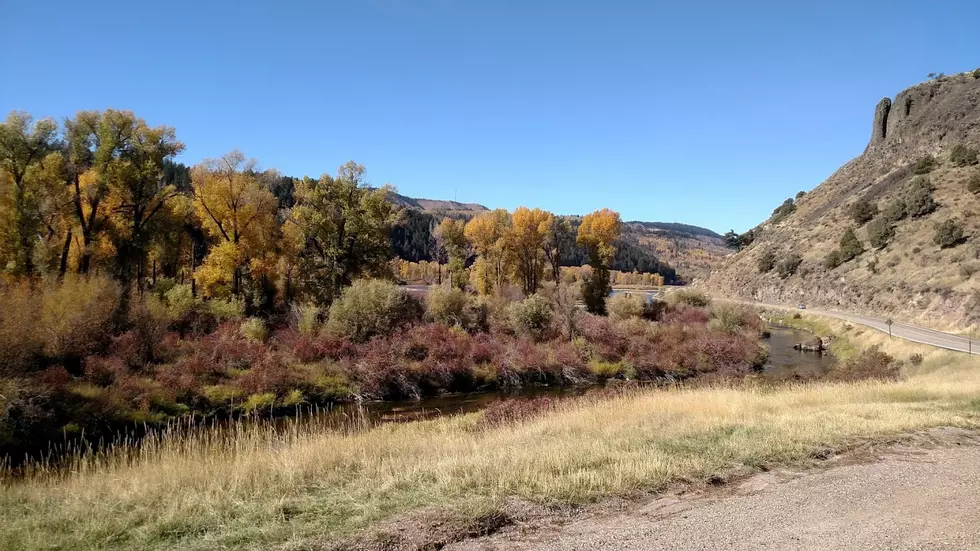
[829,345,901,381]
[39,275,121,365]
[478,397,555,428]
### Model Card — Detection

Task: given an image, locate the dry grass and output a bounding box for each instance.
[2,324,980,550]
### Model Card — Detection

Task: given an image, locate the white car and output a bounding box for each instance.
[797,303,806,310]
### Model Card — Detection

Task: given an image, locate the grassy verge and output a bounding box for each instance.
[2,317,980,550]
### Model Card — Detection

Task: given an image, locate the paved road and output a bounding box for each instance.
[718,297,978,355]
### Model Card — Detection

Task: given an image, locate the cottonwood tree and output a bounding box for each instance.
[99,111,184,288]
[464,208,511,295]
[191,151,279,297]
[0,112,62,276]
[542,216,574,283]
[435,218,468,290]
[577,208,622,314]
[507,207,553,296]
[286,161,397,306]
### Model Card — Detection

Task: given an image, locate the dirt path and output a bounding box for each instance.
[448,431,980,551]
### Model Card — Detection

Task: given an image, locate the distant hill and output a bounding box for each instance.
[704,69,980,328]
[387,191,489,215]
[387,192,728,283]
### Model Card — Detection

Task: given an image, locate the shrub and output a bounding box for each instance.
[909,353,924,366]
[426,286,471,328]
[508,294,554,342]
[242,393,276,414]
[669,289,711,308]
[607,293,646,321]
[770,198,796,223]
[974,68,980,80]
[543,282,581,340]
[868,217,895,249]
[757,248,777,273]
[208,297,245,322]
[837,228,864,262]
[39,275,121,365]
[829,345,900,381]
[708,304,757,334]
[587,360,624,378]
[905,176,938,218]
[823,249,842,269]
[882,198,907,222]
[163,284,197,321]
[776,253,802,279]
[933,219,965,249]
[950,144,979,167]
[325,279,424,342]
[848,198,878,225]
[0,282,43,375]
[240,317,268,343]
[292,302,322,335]
[968,171,980,195]
[912,155,936,175]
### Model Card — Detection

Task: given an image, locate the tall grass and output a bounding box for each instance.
[2,320,979,550]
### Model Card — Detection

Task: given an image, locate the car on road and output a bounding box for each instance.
[797,303,806,310]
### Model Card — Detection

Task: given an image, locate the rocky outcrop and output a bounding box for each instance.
[868,97,891,149]
[703,70,980,330]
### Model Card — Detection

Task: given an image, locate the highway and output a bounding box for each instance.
[718,297,977,354]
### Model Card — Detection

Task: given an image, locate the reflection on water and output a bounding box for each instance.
[762,325,837,379]
[323,385,593,426]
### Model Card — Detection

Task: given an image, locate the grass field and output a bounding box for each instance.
[2,313,980,551]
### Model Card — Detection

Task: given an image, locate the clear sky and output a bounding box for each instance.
[2,1,978,232]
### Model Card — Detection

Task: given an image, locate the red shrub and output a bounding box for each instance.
[471,333,504,365]
[236,353,300,395]
[275,328,356,363]
[36,365,72,389]
[83,355,128,386]
[666,307,711,325]
[577,314,628,361]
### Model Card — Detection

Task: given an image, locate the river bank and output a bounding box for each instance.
[3,311,976,551]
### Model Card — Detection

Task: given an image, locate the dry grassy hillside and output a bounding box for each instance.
[706,70,980,330]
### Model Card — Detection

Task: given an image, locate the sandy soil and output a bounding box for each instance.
[446,429,980,551]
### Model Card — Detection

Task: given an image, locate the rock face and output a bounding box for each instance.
[868,97,891,149]
[704,71,980,330]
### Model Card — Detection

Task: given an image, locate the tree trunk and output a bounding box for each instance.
[58,229,72,278]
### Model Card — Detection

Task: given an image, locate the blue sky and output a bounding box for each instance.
[2,1,978,233]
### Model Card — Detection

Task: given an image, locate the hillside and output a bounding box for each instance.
[387,191,489,215]
[389,193,728,283]
[705,70,980,328]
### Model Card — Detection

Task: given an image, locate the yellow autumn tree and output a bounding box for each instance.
[191,151,279,297]
[507,207,553,296]
[464,208,510,295]
[577,208,622,314]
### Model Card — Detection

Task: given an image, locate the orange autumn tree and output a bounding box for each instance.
[577,208,622,314]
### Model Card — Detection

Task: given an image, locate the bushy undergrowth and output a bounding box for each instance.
[0,277,770,460]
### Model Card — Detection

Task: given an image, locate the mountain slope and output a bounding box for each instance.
[704,70,980,328]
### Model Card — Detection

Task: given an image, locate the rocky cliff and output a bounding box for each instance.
[704,70,980,329]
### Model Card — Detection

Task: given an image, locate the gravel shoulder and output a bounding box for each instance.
[447,429,980,551]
